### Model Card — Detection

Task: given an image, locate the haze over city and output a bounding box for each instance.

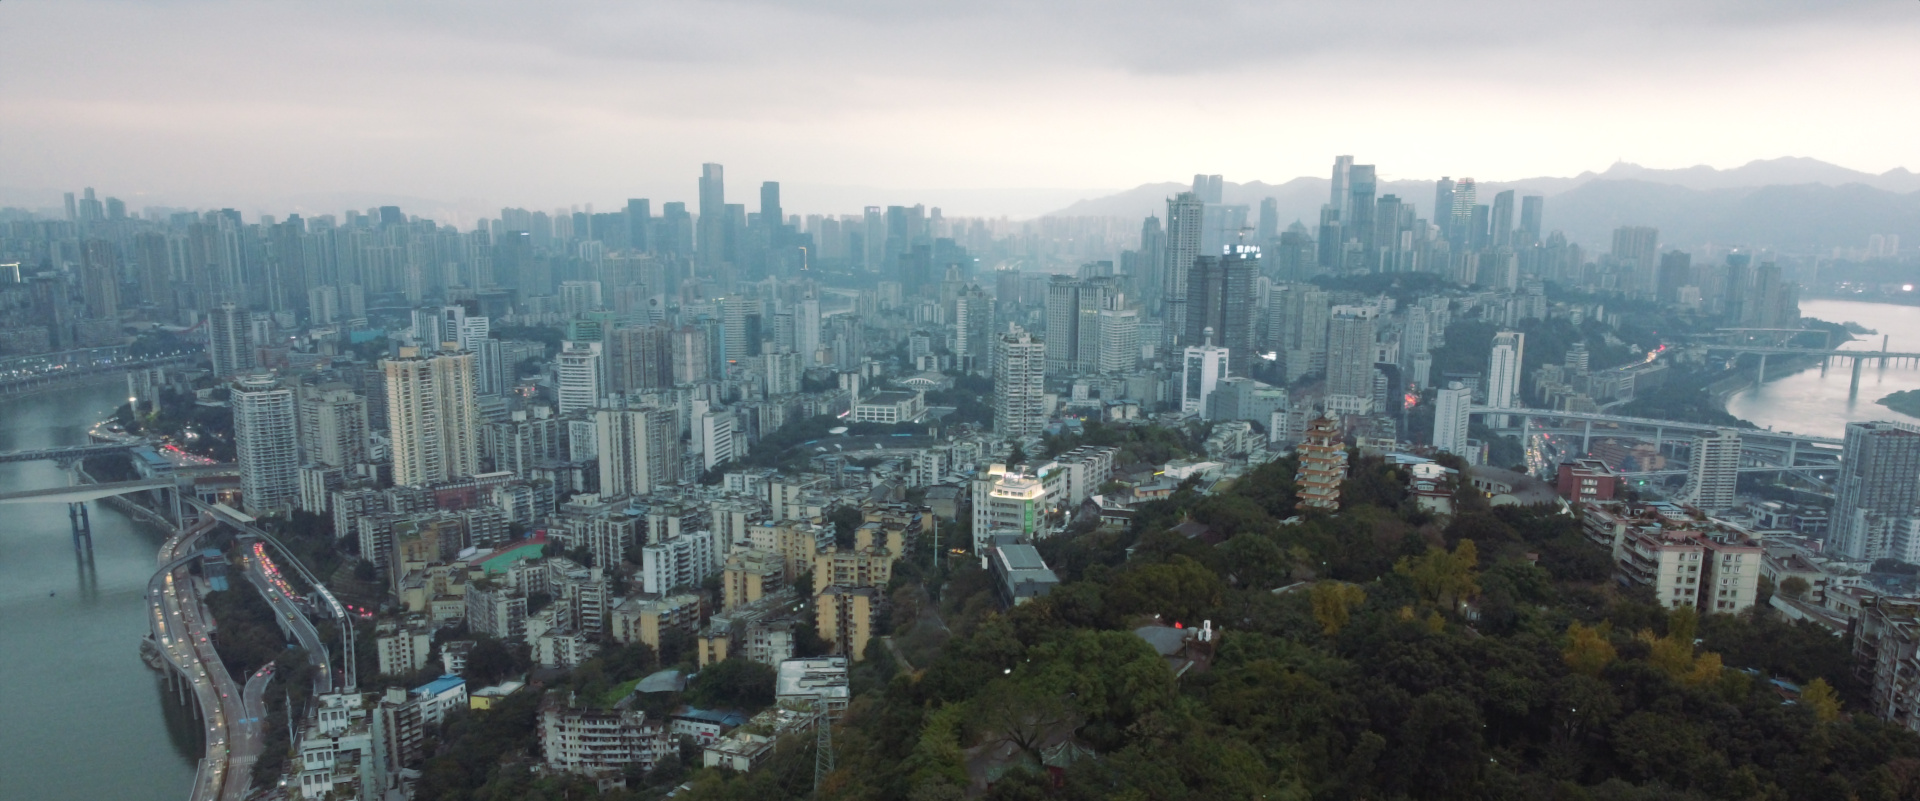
[5,0,1920,217]
[5,2,1920,801]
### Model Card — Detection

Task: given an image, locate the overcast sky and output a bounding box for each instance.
[3,0,1917,219]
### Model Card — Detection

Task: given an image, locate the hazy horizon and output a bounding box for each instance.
[6,0,1919,218]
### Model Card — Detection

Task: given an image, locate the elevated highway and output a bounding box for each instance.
[188,497,358,693]
[147,518,236,801]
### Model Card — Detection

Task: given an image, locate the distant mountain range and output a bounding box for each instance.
[1045,158,1920,252]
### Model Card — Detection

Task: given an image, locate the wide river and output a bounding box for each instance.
[0,382,200,800]
[1726,299,1920,438]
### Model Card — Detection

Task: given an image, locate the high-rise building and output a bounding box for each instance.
[1162,192,1204,347]
[1449,178,1478,247]
[556,342,604,414]
[1044,276,1082,375]
[1488,331,1525,421]
[1433,381,1473,457]
[992,327,1046,437]
[299,384,369,468]
[1095,306,1140,375]
[1611,226,1661,295]
[1345,164,1376,250]
[1184,246,1258,375]
[672,325,711,384]
[1324,305,1378,415]
[1180,335,1230,414]
[795,295,821,362]
[1831,422,1920,560]
[1517,196,1545,247]
[207,302,254,377]
[718,295,763,364]
[1657,251,1692,304]
[232,374,299,516]
[1273,284,1331,383]
[606,325,673,394]
[694,407,736,472]
[385,347,481,487]
[1490,191,1515,248]
[1257,198,1279,242]
[597,407,681,497]
[1432,177,1454,236]
[133,230,176,315]
[1682,429,1742,511]
[1330,156,1353,220]
[953,290,992,373]
[79,239,119,320]
[698,163,726,276]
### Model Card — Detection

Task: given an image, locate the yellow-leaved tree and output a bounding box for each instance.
[1801,677,1842,723]
[1562,621,1617,676]
[1309,581,1368,636]
[1393,539,1481,610]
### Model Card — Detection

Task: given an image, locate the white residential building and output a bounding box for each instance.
[641,528,719,594]
[233,374,299,516]
[1433,381,1473,457]
[556,341,604,414]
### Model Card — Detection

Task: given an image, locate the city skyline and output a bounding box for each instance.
[5,1,1920,217]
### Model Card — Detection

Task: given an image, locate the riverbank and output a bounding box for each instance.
[0,383,200,800]
[1725,300,1920,437]
[1878,390,1920,419]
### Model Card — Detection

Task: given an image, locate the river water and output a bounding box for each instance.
[0,382,199,800]
[1725,299,1920,438]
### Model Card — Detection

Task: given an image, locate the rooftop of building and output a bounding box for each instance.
[414,674,466,698]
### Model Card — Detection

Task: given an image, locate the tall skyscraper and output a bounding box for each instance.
[1330,156,1353,220]
[556,341,605,414]
[1181,334,1229,414]
[698,163,726,275]
[1433,178,1454,236]
[953,290,992,373]
[1162,192,1204,347]
[1490,190,1515,248]
[1184,246,1258,375]
[1488,331,1525,424]
[1450,178,1478,247]
[1257,198,1279,242]
[1433,381,1473,457]
[992,327,1046,437]
[385,347,481,487]
[1831,422,1920,559]
[1346,164,1376,250]
[1683,428,1742,511]
[759,182,782,238]
[1044,276,1080,374]
[1324,305,1378,415]
[795,295,822,362]
[596,407,680,497]
[233,374,299,516]
[1137,216,1166,314]
[207,302,254,377]
[1518,195,1545,246]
